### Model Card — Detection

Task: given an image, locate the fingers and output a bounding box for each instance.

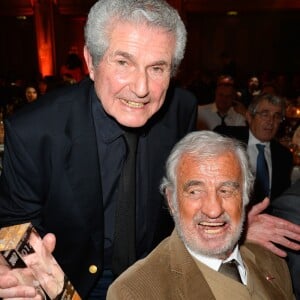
[0,275,18,288]
[42,233,56,254]
[3,295,42,300]
[246,210,300,256]
[261,242,287,258]
[275,218,300,234]
[271,225,300,251]
[0,271,42,299]
[0,260,43,299]
[278,237,300,252]
[268,229,300,249]
[246,228,288,257]
[248,197,270,219]
[0,285,37,299]
[262,214,300,240]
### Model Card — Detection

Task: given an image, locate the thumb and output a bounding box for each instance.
[248,197,270,218]
[42,233,56,254]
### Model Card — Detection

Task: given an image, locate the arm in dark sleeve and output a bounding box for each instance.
[0,118,45,232]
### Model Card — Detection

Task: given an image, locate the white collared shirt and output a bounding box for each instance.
[247,130,272,189]
[186,245,248,285]
[197,103,246,130]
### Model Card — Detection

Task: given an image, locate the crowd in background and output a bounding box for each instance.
[2,66,300,115]
[1,60,300,152]
[0,52,87,120]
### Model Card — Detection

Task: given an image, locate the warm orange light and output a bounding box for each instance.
[227,11,238,16]
[34,0,55,77]
[37,43,53,77]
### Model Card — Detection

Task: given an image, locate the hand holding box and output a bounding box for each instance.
[0,223,81,300]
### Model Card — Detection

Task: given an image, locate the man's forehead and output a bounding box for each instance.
[179,152,240,171]
[106,22,175,61]
[257,100,281,111]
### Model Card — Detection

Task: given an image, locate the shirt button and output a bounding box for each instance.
[89,265,98,274]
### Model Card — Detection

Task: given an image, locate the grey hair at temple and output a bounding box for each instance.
[84,0,187,77]
[160,130,254,209]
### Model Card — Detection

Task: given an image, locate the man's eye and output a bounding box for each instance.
[117,60,127,66]
[189,190,198,195]
[188,189,205,196]
[218,188,234,197]
[153,66,163,72]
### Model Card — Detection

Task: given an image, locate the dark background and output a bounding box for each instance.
[1,0,300,86]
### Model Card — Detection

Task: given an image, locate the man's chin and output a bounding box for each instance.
[183,233,236,257]
[117,117,149,128]
[191,242,233,258]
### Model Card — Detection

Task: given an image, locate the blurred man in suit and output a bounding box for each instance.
[107,131,294,299]
[271,179,300,299]
[215,93,293,205]
[197,83,245,130]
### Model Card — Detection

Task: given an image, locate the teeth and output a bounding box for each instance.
[121,99,145,108]
[200,222,224,227]
[204,228,223,234]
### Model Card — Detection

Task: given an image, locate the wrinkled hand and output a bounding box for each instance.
[246,197,300,257]
[0,233,56,299]
[24,233,64,299]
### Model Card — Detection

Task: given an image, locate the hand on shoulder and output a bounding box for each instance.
[246,197,300,257]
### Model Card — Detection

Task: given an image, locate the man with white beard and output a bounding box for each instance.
[107,131,294,299]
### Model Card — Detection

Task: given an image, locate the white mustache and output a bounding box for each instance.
[193,212,231,225]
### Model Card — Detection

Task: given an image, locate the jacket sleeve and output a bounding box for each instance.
[0,118,46,231]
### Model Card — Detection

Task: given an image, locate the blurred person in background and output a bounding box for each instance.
[24,84,38,103]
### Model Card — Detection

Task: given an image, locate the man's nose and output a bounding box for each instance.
[201,192,224,218]
[130,69,149,98]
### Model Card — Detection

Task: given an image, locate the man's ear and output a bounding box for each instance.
[84,46,95,81]
[166,189,175,216]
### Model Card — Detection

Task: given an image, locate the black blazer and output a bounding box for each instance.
[0,78,197,297]
[215,125,293,204]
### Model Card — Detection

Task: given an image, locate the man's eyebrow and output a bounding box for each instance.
[151,60,169,66]
[218,181,240,189]
[113,51,133,60]
[183,180,204,191]
[113,51,169,66]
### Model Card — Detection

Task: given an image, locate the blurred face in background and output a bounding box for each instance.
[215,85,236,114]
[25,86,38,103]
[248,77,259,92]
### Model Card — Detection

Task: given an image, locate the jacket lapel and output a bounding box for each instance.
[169,231,216,299]
[63,81,103,230]
[241,243,289,299]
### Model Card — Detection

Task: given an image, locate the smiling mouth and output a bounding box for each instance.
[120,98,146,108]
[198,221,226,234]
